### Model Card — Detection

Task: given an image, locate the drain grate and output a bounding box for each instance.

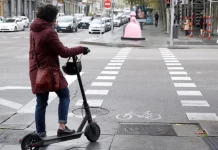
[0,129,31,144]
[117,124,177,136]
[202,137,218,150]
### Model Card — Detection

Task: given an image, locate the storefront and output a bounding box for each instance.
[0,1,4,16]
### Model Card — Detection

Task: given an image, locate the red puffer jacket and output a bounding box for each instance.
[29,18,84,94]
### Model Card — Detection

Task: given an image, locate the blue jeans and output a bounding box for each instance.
[35,87,70,136]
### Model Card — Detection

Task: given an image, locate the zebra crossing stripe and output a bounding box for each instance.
[181,100,209,107]
[75,99,103,107]
[91,82,113,86]
[186,113,218,121]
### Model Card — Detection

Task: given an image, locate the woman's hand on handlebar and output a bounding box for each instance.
[83,47,91,55]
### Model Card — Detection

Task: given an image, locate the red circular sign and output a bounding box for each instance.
[104,0,111,9]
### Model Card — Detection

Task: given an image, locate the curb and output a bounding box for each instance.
[80,41,145,47]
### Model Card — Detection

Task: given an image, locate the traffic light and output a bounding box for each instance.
[166,0,170,8]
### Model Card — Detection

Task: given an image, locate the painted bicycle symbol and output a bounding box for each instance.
[116,111,161,120]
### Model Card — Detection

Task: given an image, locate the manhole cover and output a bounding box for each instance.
[72,107,109,117]
[202,137,218,150]
[117,124,177,136]
[0,129,31,144]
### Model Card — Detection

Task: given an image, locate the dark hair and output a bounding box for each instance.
[36,4,58,23]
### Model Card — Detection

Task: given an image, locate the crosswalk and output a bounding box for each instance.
[159,48,218,121]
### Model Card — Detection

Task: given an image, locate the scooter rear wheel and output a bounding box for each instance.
[85,122,101,142]
[21,133,41,150]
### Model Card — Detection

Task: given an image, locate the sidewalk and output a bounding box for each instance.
[0,122,217,150]
[80,23,218,49]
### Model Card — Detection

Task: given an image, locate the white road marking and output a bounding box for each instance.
[113,58,126,60]
[171,77,192,80]
[162,56,175,58]
[186,113,218,121]
[166,63,181,66]
[167,67,184,70]
[165,60,179,63]
[105,67,121,70]
[0,86,31,90]
[177,91,202,96]
[120,47,132,51]
[116,53,128,55]
[217,40,218,43]
[169,71,187,75]
[162,54,174,56]
[110,60,124,62]
[12,37,20,38]
[24,37,29,39]
[0,98,23,110]
[96,76,116,80]
[17,73,84,113]
[181,100,209,107]
[60,37,68,39]
[101,71,119,74]
[85,90,109,95]
[115,56,127,58]
[91,82,113,86]
[75,99,103,107]
[159,48,169,51]
[161,52,172,54]
[108,63,123,66]
[118,52,129,53]
[174,83,196,87]
[164,58,177,60]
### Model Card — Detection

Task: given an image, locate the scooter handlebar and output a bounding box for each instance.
[83,47,91,55]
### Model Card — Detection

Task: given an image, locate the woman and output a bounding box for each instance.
[29,4,89,137]
[184,17,190,37]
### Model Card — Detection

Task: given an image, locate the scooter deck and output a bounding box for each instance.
[40,132,83,146]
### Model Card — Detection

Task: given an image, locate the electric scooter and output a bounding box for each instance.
[20,54,101,150]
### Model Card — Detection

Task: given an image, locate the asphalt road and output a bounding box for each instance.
[0,28,218,150]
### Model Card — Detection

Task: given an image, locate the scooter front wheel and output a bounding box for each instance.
[21,133,41,150]
[85,122,101,142]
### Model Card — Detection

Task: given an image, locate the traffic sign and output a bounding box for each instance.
[104,0,112,9]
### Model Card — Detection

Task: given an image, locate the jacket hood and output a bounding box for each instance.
[30,18,53,32]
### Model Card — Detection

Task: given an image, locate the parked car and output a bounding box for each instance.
[0,18,25,32]
[0,16,5,24]
[89,19,107,34]
[102,17,111,32]
[74,14,85,24]
[56,16,78,32]
[19,16,30,27]
[78,16,93,29]
[113,17,122,27]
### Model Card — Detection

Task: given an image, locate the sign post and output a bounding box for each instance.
[170,0,175,46]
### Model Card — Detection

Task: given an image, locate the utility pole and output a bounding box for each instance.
[34,0,37,19]
[111,0,114,34]
[170,0,175,46]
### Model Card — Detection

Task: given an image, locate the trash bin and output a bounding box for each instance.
[173,24,179,39]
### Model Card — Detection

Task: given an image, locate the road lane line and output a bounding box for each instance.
[17,73,83,113]
[162,56,175,58]
[0,98,23,110]
[110,60,124,62]
[104,67,121,69]
[96,76,116,80]
[174,83,196,87]
[113,58,126,60]
[164,58,177,60]
[85,90,109,95]
[171,77,192,80]
[91,82,113,86]
[169,71,187,75]
[166,63,181,66]
[75,99,103,107]
[108,63,123,65]
[181,100,209,107]
[186,113,218,121]
[165,60,179,63]
[101,71,119,74]
[115,56,127,58]
[0,86,31,90]
[177,91,202,96]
